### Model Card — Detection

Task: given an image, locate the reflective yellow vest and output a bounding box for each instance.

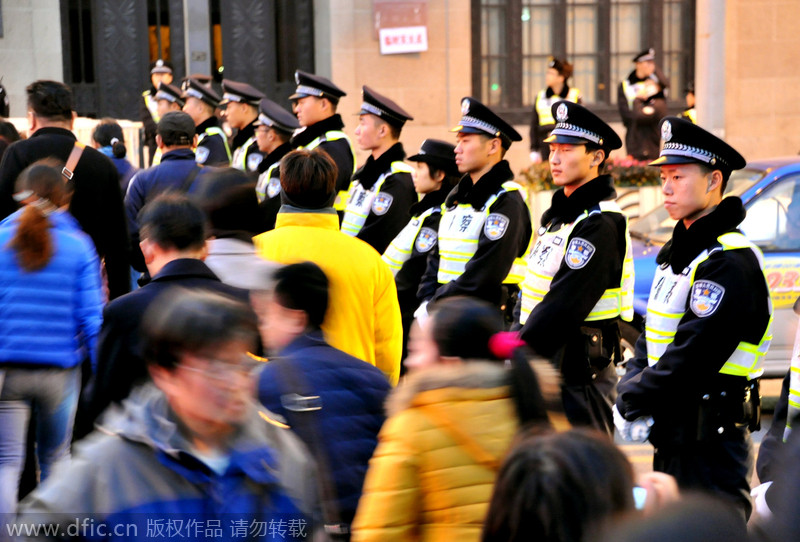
[382,205,441,276]
[536,88,581,125]
[341,161,414,237]
[143,91,159,123]
[621,80,648,110]
[255,162,281,203]
[645,232,773,379]
[232,136,261,172]
[297,130,358,211]
[519,200,634,325]
[437,181,527,285]
[197,125,232,163]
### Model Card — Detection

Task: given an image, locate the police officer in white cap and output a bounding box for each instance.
[140,59,174,163]
[416,97,532,313]
[253,98,300,231]
[517,100,633,436]
[342,86,417,254]
[617,117,772,520]
[182,77,231,167]
[220,79,266,173]
[289,70,357,213]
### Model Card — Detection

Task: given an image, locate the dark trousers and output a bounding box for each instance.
[561,363,617,437]
[653,432,753,521]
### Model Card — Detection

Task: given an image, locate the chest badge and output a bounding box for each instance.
[690,280,725,317]
[565,238,595,269]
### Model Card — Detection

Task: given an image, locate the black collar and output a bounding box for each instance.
[626,71,649,85]
[290,114,346,148]
[445,160,514,210]
[30,127,76,141]
[545,85,572,99]
[353,143,406,190]
[409,182,450,217]
[232,120,257,149]
[540,175,617,226]
[258,142,293,173]
[151,258,221,283]
[195,116,221,135]
[657,197,747,273]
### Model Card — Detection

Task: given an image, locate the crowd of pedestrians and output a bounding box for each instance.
[0,60,796,542]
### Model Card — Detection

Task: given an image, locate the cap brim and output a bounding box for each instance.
[648,155,702,167]
[289,92,311,101]
[450,125,492,136]
[544,133,591,145]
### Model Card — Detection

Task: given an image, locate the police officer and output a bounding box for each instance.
[417,97,532,311]
[289,70,357,213]
[140,59,173,164]
[253,98,300,231]
[517,101,632,435]
[616,117,772,519]
[383,139,460,359]
[150,82,186,166]
[341,86,417,254]
[617,48,669,159]
[220,79,266,173]
[529,57,582,164]
[182,77,231,166]
[680,81,697,124]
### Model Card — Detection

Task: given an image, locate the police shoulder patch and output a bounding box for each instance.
[372,192,393,215]
[267,177,282,199]
[484,213,509,240]
[415,227,438,253]
[690,280,725,317]
[565,237,595,269]
[247,153,264,172]
[195,146,210,164]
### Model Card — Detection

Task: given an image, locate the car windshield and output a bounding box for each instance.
[629,167,768,244]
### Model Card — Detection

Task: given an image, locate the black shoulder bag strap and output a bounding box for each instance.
[271,355,349,540]
[179,164,203,193]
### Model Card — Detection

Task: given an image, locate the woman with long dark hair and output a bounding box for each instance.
[0,161,103,514]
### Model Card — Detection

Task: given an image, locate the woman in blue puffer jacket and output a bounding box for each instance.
[0,160,104,515]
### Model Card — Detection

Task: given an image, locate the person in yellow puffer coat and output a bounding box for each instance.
[351,297,564,542]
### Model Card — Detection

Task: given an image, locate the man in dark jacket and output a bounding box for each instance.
[124,111,214,272]
[255,262,390,537]
[79,194,249,437]
[0,80,130,299]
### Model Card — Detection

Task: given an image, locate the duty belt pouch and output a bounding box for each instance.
[696,381,759,441]
[744,379,762,432]
[580,326,611,373]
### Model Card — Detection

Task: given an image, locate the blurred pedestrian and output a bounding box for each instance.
[343,86,416,254]
[253,98,299,231]
[82,194,250,436]
[626,77,667,161]
[253,148,403,384]
[0,160,103,515]
[617,48,670,160]
[290,70,357,214]
[91,118,137,193]
[680,81,697,124]
[255,262,391,540]
[351,296,555,542]
[529,57,582,164]
[0,80,131,299]
[18,288,322,537]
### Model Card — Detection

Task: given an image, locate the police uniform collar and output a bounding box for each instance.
[656,197,747,273]
[290,114,345,148]
[232,120,257,149]
[258,142,293,173]
[410,182,450,217]
[195,115,220,134]
[353,142,406,190]
[545,85,571,99]
[445,160,513,209]
[540,175,616,226]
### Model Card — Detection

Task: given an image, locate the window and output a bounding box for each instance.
[472,0,695,123]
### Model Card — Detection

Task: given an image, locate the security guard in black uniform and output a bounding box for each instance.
[616,117,772,520]
[182,77,231,166]
[253,98,300,231]
[289,70,357,213]
[341,86,417,254]
[140,59,173,164]
[416,98,532,312]
[220,79,266,174]
[517,101,632,436]
[151,83,186,166]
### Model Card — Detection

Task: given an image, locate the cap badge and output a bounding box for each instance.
[294,72,301,85]
[556,103,568,122]
[461,99,470,115]
[661,120,673,142]
[156,59,164,67]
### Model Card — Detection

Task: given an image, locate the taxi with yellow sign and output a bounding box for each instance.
[627,156,800,377]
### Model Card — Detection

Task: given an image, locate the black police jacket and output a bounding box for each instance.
[291,114,355,196]
[195,116,230,167]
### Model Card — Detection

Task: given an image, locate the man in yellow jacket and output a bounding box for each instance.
[254,148,403,384]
